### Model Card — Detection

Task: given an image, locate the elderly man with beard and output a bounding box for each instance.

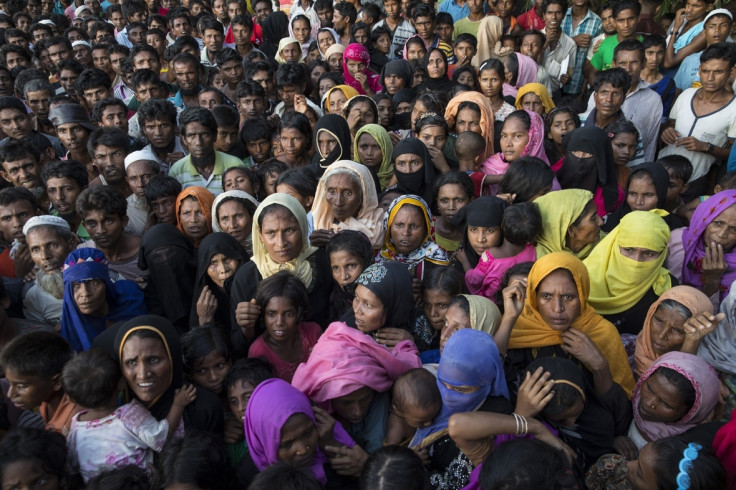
[169,52,203,109]
[87,128,132,200]
[123,149,161,235]
[169,107,242,196]
[0,141,50,213]
[22,216,75,329]
[42,160,90,241]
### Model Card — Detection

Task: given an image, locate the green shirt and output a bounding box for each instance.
[169,151,245,196]
[453,17,482,40]
[590,34,644,71]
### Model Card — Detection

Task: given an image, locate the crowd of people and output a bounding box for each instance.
[0,0,735,487]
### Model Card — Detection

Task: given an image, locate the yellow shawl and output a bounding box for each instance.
[534,189,597,260]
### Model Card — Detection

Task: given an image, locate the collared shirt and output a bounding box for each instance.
[541,29,578,94]
[168,151,244,195]
[373,19,415,61]
[113,80,135,102]
[438,0,469,24]
[142,137,187,175]
[168,86,204,108]
[517,7,545,30]
[561,7,601,94]
[200,43,236,67]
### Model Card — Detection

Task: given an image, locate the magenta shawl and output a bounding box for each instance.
[342,43,382,95]
[244,378,355,484]
[291,322,421,410]
[633,351,720,442]
[682,190,736,300]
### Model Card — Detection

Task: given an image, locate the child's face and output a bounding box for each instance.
[215,125,239,153]
[264,170,280,195]
[329,250,365,289]
[271,135,284,158]
[501,39,516,50]
[374,33,391,54]
[467,225,502,256]
[627,175,659,212]
[276,183,311,211]
[547,112,577,145]
[611,132,637,167]
[665,169,687,205]
[437,183,470,220]
[454,41,475,65]
[394,401,441,428]
[5,369,58,410]
[495,0,514,18]
[520,35,542,61]
[264,296,300,342]
[190,351,231,394]
[644,44,665,71]
[1,459,61,490]
[150,194,178,224]
[440,303,470,353]
[379,191,402,211]
[479,68,503,98]
[245,138,271,165]
[423,288,452,331]
[436,23,453,43]
[228,379,257,420]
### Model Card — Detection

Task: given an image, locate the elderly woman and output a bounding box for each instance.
[584,211,674,336]
[667,190,736,304]
[292,261,422,458]
[310,114,352,176]
[230,194,332,358]
[496,252,635,397]
[634,285,718,377]
[176,186,214,248]
[444,91,496,162]
[534,189,603,260]
[61,248,145,351]
[211,190,259,257]
[275,37,302,63]
[310,160,385,249]
[93,315,224,432]
[515,82,555,117]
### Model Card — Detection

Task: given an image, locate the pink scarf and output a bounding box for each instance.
[343,43,382,95]
[502,53,538,97]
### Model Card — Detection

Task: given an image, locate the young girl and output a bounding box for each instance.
[452,196,508,275]
[0,428,67,490]
[465,202,540,299]
[420,266,465,363]
[480,110,549,195]
[326,230,374,323]
[543,107,580,165]
[257,159,288,198]
[605,119,640,187]
[182,327,232,397]
[453,65,479,91]
[431,171,474,255]
[343,43,381,95]
[62,349,196,483]
[223,166,260,197]
[247,271,322,382]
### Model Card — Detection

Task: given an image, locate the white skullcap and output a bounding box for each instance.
[74,5,90,16]
[124,149,158,170]
[71,40,92,49]
[23,215,71,236]
[705,8,733,23]
[39,19,56,26]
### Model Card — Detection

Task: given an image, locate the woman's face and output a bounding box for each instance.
[218,200,253,245]
[292,20,310,43]
[121,335,172,403]
[328,53,342,72]
[627,443,660,490]
[611,132,637,167]
[649,304,689,357]
[406,43,426,61]
[179,198,208,243]
[319,77,337,99]
[619,246,662,262]
[467,225,502,257]
[548,112,577,145]
[412,69,427,87]
[278,413,319,468]
[325,173,362,221]
[383,73,405,95]
[264,296,299,342]
[423,288,452,331]
[280,42,301,62]
[346,101,376,131]
[352,284,386,333]
[426,50,446,78]
[329,250,365,289]
[638,370,691,423]
[627,175,659,212]
[536,269,581,332]
[390,205,427,254]
[353,28,369,45]
[410,100,429,132]
[500,116,530,162]
[275,184,312,212]
[280,127,308,162]
[394,152,424,175]
[73,279,107,316]
[346,58,366,77]
[437,183,469,220]
[479,68,502,98]
[440,302,470,353]
[376,99,394,127]
[318,31,335,54]
[259,208,303,263]
[310,65,326,89]
[207,253,240,288]
[317,130,339,158]
[455,107,481,134]
[520,92,544,115]
[357,133,383,168]
[544,395,584,428]
[418,124,447,152]
[328,89,348,114]
[703,203,736,251]
[190,350,230,394]
[567,205,602,252]
[331,386,375,426]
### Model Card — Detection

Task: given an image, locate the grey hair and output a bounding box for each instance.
[322,166,363,202]
[657,299,693,321]
[23,79,55,99]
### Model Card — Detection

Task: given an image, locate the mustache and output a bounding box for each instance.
[36,270,64,299]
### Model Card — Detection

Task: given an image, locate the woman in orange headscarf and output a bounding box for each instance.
[176,186,214,247]
[497,252,635,396]
[444,91,495,162]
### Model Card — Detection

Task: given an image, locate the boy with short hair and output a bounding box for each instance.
[453,0,485,40]
[212,105,243,158]
[274,63,321,117]
[374,0,415,60]
[641,34,677,124]
[0,331,77,434]
[74,68,113,111]
[453,33,477,68]
[42,160,90,240]
[241,117,273,167]
[658,155,692,212]
[144,175,182,225]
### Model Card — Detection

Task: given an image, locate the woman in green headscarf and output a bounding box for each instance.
[534,189,603,260]
[353,123,394,190]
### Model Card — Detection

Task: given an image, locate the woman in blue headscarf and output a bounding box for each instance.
[61,248,146,351]
[410,328,511,489]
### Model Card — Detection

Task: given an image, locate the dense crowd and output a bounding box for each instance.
[0,0,734,488]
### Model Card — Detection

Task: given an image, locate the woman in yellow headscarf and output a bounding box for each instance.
[515,83,555,117]
[534,189,603,260]
[501,252,635,396]
[583,210,673,336]
[353,123,394,190]
[324,84,359,115]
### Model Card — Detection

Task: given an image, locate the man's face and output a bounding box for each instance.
[47,42,71,66]
[0,155,42,190]
[203,28,225,53]
[254,0,272,23]
[133,50,160,73]
[172,16,192,38]
[232,23,251,46]
[198,91,222,109]
[593,82,624,117]
[644,44,665,70]
[227,1,243,20]
[126,160,157,198]
[614,8,638,38]
[135,81,163,103]
[600,8,616,34]
[110,52,127,75]
[81,210,126,249]
[32,28,51,44]
[704,15,732,45]
[238,95,266,118]
[7,35,28,48]
[92,49,112,74]
[55,123,89,154]
[520,34,542,61]
[146,34,165,55]
[150,194,177,223]
[26,227,72,273]
[143,118,175,149]
[383,0,399,19]
[699,58,732,93]
[543,2,564,30]
[317,7,333,27]
[25,90,51,120]
[128,26,145,45]
[129,10,147,23]
[220,59,244,86]
[0,70,11,96]
[252,69,275,97]
[99,104,128,132]
[213,0,229,22]
[45,176,81,217]
[413,15,435,40]
[93,144,126,185]
[332,9,348,33]
[183,121,215,159]
[0,109,31,139]
[59,69,80,96]
[0,199,35,243]
[613,49,642,86]
[111,11,127,30]
[72,45,92,66]
[174,61,201,94]
[82,86,112,109]
[435,23,453,43]
[4,51,29,70]
[215,125,238,153]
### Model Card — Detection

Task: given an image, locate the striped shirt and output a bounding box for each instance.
[169,151,244,196]
[561,7,602,95]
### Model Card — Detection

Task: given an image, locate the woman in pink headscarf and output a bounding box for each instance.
[480,109,558,196]
[343,43,382,95]
[502,52,538,98]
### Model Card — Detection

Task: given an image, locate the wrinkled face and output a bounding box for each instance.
[26,90,51,120]
[184,122,216,159]
[72,278,107,316]
[520,92,544,116]
[1,156,42,190]
[626,174,659,212]
[567,205,602,251]
[329,250,364,289]
[423,287,452,331]
[638,370,691,423]
[292,19,310,43]
[207,253,240,288]
[500,116,530,162]
[264,296,300,342]
[356,132,382,168]
[126,160,157,199]
[649,304,689,357]
[121,336,173,403]
[277,413,319,468]
[325,173,362,222]
[390,205,426,255]
[467,225,501,257]
[352,284,386,333]
[328,53,343,72]
[73,45,92,66]
[280,42,301,62]
[27,228,72,273]
[610,132,637,167]
[179,197,208,243]
[259,207,303,263]
[93,144,126,185]
[593,82,624,118]
[196,91,220,111]
[217,199,252,245]
[436,183,469,220]
[536,269,581,332]
[331,385,375,426]
[703,203,736,251]
[455,107,481,134]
